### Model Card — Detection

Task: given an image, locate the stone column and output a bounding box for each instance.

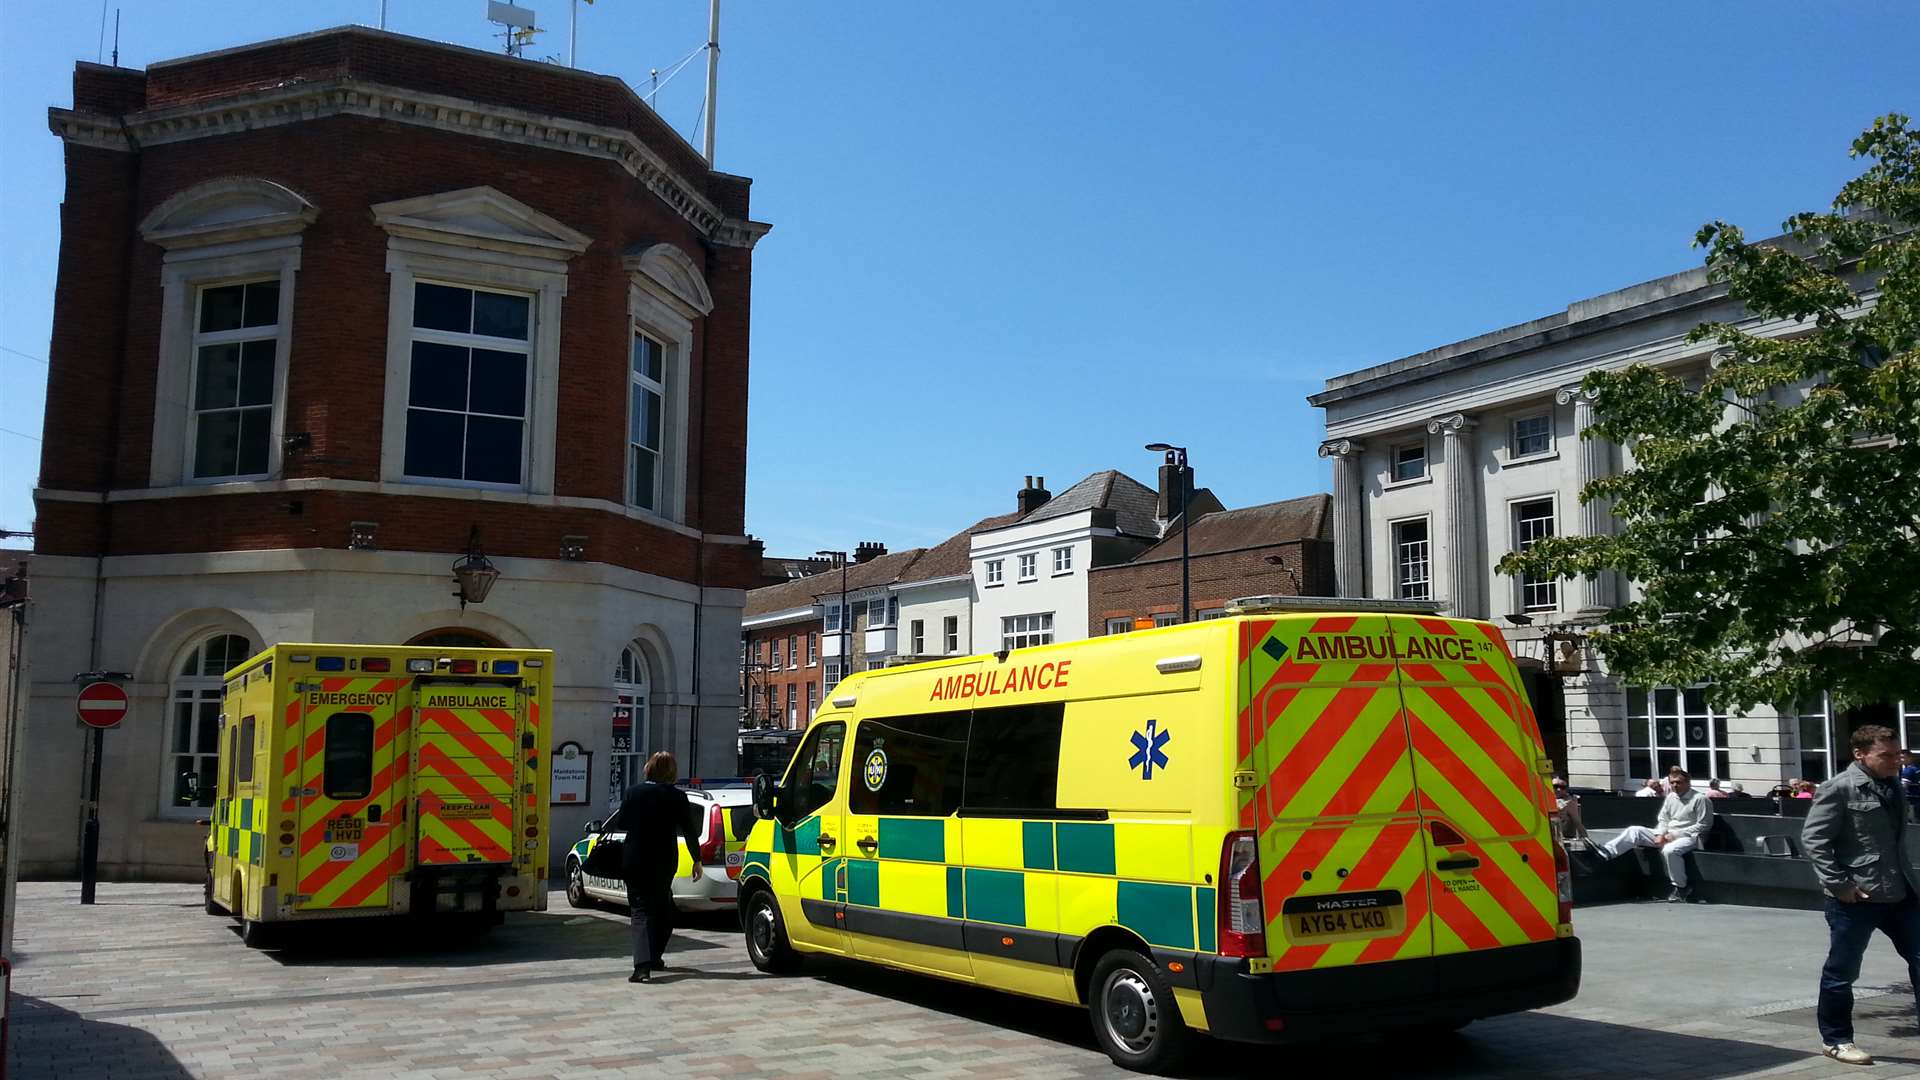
[1426,413,1481,618]
[1557,385,1618,612]
[1317,438,1366,597]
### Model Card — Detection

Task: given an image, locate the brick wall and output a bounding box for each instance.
[1086,539,1336,634]
[36,31,761,590]
[742,620,824,729]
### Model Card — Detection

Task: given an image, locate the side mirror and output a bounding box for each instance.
[180,772,202,804]
[583,819,602,836]
[752,773,777,820]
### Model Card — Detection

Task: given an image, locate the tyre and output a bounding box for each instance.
[565,861,595,909]
[204,867,226,916]
[240,919,281,949]
[741,887,801,974]
[1088,948,1189,1074]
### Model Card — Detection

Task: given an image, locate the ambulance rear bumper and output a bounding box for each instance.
[1198,937,1580,1044]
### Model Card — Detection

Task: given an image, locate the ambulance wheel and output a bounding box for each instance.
[240,919,281,949]
[566,862,595,909]
[742,888,800,974]
[1088,949,1188,1073]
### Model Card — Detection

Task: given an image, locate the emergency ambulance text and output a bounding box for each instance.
[1294,634,1488,663]
[929,661,1071,702]
[304,691,396,707]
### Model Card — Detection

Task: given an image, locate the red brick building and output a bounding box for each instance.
[1088,495,1335,631]
[24,27,769,877]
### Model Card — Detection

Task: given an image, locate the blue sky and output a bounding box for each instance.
[1,2,1912,556]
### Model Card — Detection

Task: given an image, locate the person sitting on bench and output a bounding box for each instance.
[1593,768,1714,902]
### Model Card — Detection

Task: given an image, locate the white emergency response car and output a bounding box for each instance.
[565,783,755,912]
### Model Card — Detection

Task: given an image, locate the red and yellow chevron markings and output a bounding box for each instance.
[1238,613,1559,973]
[296,678,408,910]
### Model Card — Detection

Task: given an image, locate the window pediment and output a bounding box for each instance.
[623,242,714,317]
[140,178,317,250]
[371,186,592,260]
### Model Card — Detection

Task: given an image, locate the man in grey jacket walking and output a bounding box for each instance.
[1801,724,1920,1066]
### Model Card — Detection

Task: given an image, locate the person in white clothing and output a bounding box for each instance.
[1594,769,1714,902]
[1634,778,1666,798]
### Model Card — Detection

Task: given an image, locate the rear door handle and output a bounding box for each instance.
[856,836,878,852]
[1436,856,1480,872]
[817,834,836,849]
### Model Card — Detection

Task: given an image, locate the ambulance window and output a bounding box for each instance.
[850,713,966,817]
[236,716,257,784]
[225,727,239,798]
[786,721,846,821]
[323,713,375,799]
[962,703,1064,812]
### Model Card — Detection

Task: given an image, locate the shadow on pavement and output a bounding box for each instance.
[1749,987,1918,1066]
[249,907,733,967]
[6,995,194,1080]
[806,959,1816,1078]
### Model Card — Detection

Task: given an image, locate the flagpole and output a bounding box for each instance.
[569,0,576,67]
[703,0,719,163]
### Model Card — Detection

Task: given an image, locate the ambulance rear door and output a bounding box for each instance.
[413,680,521,867]
[294,674,407,911]
[1387,616,1558,960]
[1239,615,1437,976]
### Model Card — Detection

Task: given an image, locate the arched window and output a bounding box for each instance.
[164,633,252,817]
[610,645,649,809]
[406,628,504,649]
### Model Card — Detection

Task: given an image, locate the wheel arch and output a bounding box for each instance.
[1071,925,1156,1004]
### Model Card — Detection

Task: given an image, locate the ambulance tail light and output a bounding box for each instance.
[1218,831,1266,958]
[699,804,725,866]
[448,658,478,674]
[1553,835,1574,931]
[361,657,391,673]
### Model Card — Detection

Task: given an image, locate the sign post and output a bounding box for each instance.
[75,680,128,905]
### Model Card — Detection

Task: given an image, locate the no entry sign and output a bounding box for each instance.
[76,681,129,729]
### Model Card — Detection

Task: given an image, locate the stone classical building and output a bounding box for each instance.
[1311,257,1915,791]
[25,28,769,879]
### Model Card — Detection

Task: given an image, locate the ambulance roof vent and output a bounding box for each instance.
[1226,595,1450,616]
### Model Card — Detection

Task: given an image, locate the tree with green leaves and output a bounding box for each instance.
[1499,113,1919,715]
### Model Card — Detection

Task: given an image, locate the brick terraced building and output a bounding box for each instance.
[24,27,769,878]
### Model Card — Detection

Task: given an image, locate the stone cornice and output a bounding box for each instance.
[48,77,772,251]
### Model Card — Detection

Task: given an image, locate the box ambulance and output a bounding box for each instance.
[737,598,1579,1072]
[203,643,553,946]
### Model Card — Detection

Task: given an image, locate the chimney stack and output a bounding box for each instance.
[1017,474,1052,515]
[853,540,888,564]
[1156,461,1194,523]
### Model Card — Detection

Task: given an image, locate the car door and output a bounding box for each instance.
[582,802,630,903]
[843,711,971,978]
[775,719,850,955]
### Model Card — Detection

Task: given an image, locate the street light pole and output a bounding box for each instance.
[1145,443,1190,624]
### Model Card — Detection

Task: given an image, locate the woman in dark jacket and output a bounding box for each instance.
[619,751,700,983]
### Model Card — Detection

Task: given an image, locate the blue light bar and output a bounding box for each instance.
[492,660,519,675]
[315,656,346,672]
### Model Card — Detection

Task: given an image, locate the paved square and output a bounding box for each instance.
[6,882,1915,1078]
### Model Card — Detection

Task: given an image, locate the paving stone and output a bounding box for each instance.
[6,882,1917,1078]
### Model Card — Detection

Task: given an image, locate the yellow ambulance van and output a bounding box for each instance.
[738,598,1579,1072]
[203,643,554,946]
